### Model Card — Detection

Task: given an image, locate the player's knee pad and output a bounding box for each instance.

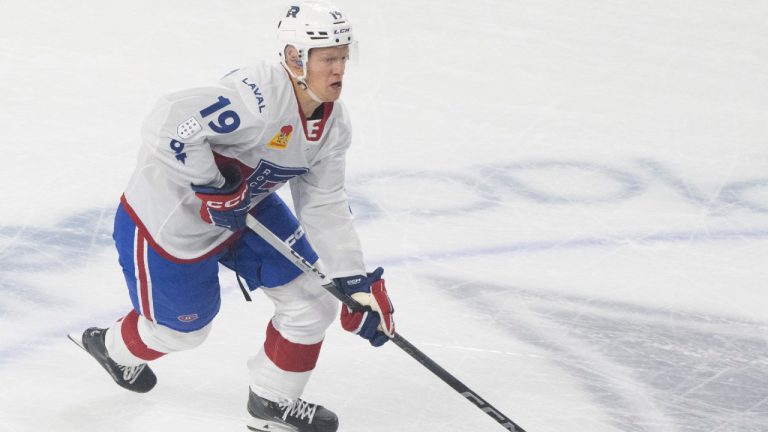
[265,273,339,344]
[306,283,339,331]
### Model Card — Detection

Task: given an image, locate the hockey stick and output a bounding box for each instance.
[245,214,527,432]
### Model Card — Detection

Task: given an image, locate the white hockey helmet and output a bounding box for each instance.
[277,1,354,80]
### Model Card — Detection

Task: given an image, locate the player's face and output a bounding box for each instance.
[306,45,349,102]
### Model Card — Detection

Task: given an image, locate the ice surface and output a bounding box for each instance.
[1,1,767,431]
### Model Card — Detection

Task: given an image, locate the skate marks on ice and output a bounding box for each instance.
[0,207,119,365]
[0,207,115,311]
[433,277,768,432]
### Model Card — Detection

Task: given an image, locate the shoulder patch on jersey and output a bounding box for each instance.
[267,125,294,150]
[169,139,187,164]
[177,117,203,139]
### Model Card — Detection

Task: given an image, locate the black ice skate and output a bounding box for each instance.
[247,390,339,432]
[68,327,157,393]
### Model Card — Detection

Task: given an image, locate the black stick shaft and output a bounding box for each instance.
[322,280,526,431]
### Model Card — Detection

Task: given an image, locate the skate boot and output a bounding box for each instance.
[69,327,157,393]
[247,390,339,432]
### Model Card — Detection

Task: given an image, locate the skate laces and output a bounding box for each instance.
[119,364,146,384]
[278,398,317,423]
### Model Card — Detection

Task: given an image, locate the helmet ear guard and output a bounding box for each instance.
[282,45,305,70]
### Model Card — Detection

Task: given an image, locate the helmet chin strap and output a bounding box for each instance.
[282,59,324,104]
[297,79,324,103]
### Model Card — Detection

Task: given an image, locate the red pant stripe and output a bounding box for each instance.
[264,321,323,373]
[136,232,153,322]
[121,310,165,361]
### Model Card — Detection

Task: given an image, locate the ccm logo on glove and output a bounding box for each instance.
[191,164,251,230]
[205,190,248,210]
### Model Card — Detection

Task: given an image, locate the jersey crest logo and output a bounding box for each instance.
[177,117,202,139]
[246,160,308,198]
[267,125,294,150]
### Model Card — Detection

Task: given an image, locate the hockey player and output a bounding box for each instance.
[70,2,395,431]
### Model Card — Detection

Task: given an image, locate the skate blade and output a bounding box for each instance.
[246,418,298,432]
[67,332,86,351]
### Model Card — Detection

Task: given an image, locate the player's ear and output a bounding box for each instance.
[284,45,303,73]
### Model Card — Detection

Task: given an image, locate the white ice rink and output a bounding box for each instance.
[1,1,767,431]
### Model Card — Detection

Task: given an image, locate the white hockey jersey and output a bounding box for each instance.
[122,61,365,279]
